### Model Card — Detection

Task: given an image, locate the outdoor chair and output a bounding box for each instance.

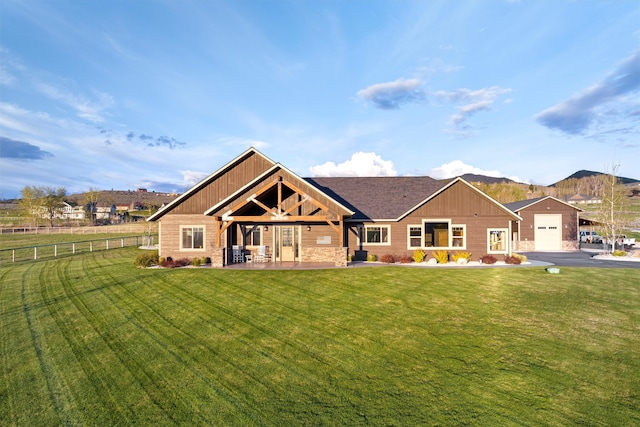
[232,245,244,263]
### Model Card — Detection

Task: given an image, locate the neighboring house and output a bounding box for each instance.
[504,196,582,251]
[567,194,602,205]
[36,202,85,220]
[92,202,117,221]
[148,148,523,266]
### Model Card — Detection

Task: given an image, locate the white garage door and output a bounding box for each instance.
[534,214,562,251]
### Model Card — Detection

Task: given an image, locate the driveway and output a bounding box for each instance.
[522,250,640,269]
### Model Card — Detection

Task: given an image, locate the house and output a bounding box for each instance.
[504,196,582,251]
[148,148,523,266]
[567,194,602,205]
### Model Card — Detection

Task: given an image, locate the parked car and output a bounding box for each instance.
[579,231,602,244]
[605,235,636,248]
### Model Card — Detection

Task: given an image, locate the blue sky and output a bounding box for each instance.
[1,0,639,199]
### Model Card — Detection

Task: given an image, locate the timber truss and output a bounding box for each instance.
[213,176,344,247]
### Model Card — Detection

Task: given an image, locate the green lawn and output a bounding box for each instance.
[1,248,639,425]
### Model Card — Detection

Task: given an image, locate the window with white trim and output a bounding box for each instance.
[408,225,422,248]
[361,225,390,245]
[452,225,466,248]
[181,226,204,250]
[488,229,507,253]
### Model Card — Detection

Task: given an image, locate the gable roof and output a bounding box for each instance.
[308,176,521,221]
[307,176,445,220]
[147,147,275,221]
[504,196,583,213]
[204,163,355,218]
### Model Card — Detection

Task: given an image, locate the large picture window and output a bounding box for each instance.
[181,226,204,250]
[424,221,450,248]
[488,229,507,253]
[362,225,390,245]
[407,221,466,249]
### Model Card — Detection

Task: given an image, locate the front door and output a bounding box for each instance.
[275,226,299,262]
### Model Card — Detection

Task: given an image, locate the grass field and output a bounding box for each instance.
[1,247,639,425]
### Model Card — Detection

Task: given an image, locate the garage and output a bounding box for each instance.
[534,214,562,251]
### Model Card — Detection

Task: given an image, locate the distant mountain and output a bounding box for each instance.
[551,170,640,187]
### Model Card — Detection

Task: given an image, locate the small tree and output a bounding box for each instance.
[594,165,631,253]
[19,185,67,227]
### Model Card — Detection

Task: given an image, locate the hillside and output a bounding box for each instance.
[65,190,179,209]
[551,170,640,187]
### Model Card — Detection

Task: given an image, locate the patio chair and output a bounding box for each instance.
[232,245,244,263]
[255,245,270,263]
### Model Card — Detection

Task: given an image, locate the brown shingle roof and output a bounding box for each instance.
[306,176,447,220]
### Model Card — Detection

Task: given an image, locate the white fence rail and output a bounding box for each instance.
[0,224,157,235]
[0,235,156,265]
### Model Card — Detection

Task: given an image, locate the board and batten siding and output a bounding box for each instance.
[345,181,516,260]
[171,153,274,215]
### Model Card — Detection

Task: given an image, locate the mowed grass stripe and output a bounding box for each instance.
[2,247,639,425]
[75,251,260,425]
[84,254,279,423]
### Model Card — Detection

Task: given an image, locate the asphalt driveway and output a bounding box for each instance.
[522,250,640,269]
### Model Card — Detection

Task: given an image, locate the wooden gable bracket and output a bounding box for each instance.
[214,175,345,247]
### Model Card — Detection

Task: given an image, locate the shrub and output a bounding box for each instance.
[450,251,472,262]
[399,255,413,264]
[612,250,626,257]
[134,250,159,267]
[174,258,192,267]
[412,249,426,263]
[366,254,378,262]
[380,254,396,264]
[432,250,449,264]
[160,256,174,268]
[504,255,522,265]
[511,253,527,263]
[480,254,497,265]
[192,258,202,267]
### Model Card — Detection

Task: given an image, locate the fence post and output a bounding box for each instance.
[73,243,75,254]
[34,246,37,260]
[90,241,93,252]
[121,238,124,248]
[55,244,57,257]
[106,240,109,250]
[13,249,15,262]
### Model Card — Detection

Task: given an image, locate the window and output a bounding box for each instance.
[424,221,449,248]
[407,221,466,249]
[245,226,262,246]
[361,225,390,245]
[181,226,204,250]
[488,229,507,253]
[408,226,422,248]
[452,225,466,248]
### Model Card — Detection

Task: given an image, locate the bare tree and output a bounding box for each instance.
[594,165,631,253]
[83,187,100,225]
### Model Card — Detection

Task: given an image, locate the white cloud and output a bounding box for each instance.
[435,86,512,127]
[309,152,398,177]
[180,170,209,187]
[35,82,114,123]
[429,160,526,183]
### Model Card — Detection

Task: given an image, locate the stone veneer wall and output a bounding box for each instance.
[210,247,225,268]
[514,240,578,252]
[302,247,348,266]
